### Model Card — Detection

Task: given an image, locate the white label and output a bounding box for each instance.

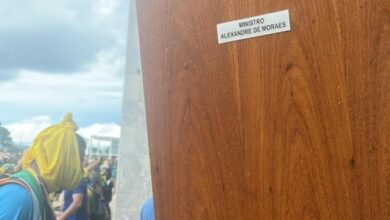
[217,10,291,44]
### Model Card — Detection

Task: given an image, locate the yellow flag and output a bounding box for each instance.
[23,113,83,192]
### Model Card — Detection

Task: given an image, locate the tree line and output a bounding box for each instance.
[0,122,15,148]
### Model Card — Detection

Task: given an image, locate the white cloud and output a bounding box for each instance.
[0,0,128,126]
[0,0,127,75]
[0,51,125,106]
[4,116,52,144]
[93,0,119,15]
[4,116,121,145]
[78,123,121,139]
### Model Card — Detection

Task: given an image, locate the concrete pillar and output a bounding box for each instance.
[113,0,152,219]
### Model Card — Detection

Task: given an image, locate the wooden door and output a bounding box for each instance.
[136,0,389,219]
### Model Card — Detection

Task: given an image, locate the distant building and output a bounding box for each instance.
[86,135,120,158]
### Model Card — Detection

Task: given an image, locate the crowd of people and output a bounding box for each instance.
[59,156,117,220]
[56,156,116,220]
[0,152,22,176]
[0,113,117,220]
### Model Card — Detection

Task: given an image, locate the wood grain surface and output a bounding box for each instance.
[136,0,390,219]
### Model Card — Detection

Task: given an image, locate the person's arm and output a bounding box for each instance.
[85,157,101,173]
[57,193,84,220]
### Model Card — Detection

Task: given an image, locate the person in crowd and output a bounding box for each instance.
[1,163,15,175]
[100,164,114,219]
[110,158,118,184]
[84,157,102,177]
[0,113,86,220]
[58,177,89,220]
[13,152,26,173]
[141,197,155,220]
[87,168,109,220]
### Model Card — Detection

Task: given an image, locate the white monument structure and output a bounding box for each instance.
[113,0,153,219]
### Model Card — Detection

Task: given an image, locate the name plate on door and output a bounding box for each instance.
[217,10,291,44]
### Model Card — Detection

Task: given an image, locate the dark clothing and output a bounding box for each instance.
[63,179,88,220]
[102,179,113,203]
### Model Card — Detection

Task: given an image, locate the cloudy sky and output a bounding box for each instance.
[0,0,129,144]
